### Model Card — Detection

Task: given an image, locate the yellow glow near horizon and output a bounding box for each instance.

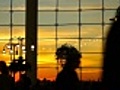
[0,25,104,81]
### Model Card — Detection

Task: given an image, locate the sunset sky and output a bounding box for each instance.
[0,0,119,81]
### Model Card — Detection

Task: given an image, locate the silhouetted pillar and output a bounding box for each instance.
[26,0,38,86]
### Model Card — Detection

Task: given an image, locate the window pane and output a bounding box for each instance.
[81,10,102,23]
[38,39,56,54]
[81,68,102,81]
[81,54,102,67]
[0,0,10,10]
[38,26,56,38]
[0,26,10,39]
[38,12,55,25]
[38,0,56,10]
[59,0,79,10]
[104,0,119,9]
[57,25,79,38]
[13,12,25,25]
[58,12,78,24]
[57,39,79,49]
[0,12,10,24]
[12,0,26,10]
[81,0,102,9]
[37,67,57,81]
[81,39,102,52]
[104,10,116,23]
[12,26,25,38]
[104,25,111,38]
[38,39,56,67]
[81,25,102,38]
[0,40,11,63]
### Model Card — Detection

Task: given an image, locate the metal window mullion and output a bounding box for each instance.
[55,0,59,75]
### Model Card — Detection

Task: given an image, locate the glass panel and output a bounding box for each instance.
[0,0,10,10]
[104,10,116,23]
[38,12,55,25]
[57,25,79,38]
[0,26,10,39]
[81,0,102,9]
[38,26,55,38]
[12,26,25,38]
[12,12,25,25]
[59,0,79,10]
[0,12,10,24]
[81,39,102,52]
[104,0,120,9]
[81,25,102,38]
[58,12,78,24]
[38,0,56,10]
[12,0,26,10]
[104,25,111,38]
[81,54,102,67]
[57,39,79,49]
[81,10,102,23]
[80,68,102,81]
[38,39,56,64]
[37,67,57,81]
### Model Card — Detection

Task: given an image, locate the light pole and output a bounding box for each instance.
[2,37,25,60]
[2,37,26,79]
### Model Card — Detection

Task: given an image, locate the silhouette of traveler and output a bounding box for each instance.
[102,6,120,90]
[55,44,82,90]
[0,60,14,90]
[15,73,31,90]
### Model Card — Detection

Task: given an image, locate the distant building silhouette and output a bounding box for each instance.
[55,44,82,90]
[102,6,120,90]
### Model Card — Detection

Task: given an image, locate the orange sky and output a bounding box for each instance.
[0,44,103,81]
[0,10,104,82]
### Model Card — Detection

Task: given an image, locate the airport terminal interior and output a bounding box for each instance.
[0,0,120,82]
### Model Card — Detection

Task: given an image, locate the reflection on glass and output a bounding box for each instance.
[81,39,102,52]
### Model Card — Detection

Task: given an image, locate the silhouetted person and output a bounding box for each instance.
[102,6,120,90]
[55,44,82,90]
[15,73,31,90]
[0,60,14,90]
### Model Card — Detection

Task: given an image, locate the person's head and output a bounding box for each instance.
[110,6,120,21]
[116,6,120,18]
[55,44,82,69]
[0,61,9,74]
